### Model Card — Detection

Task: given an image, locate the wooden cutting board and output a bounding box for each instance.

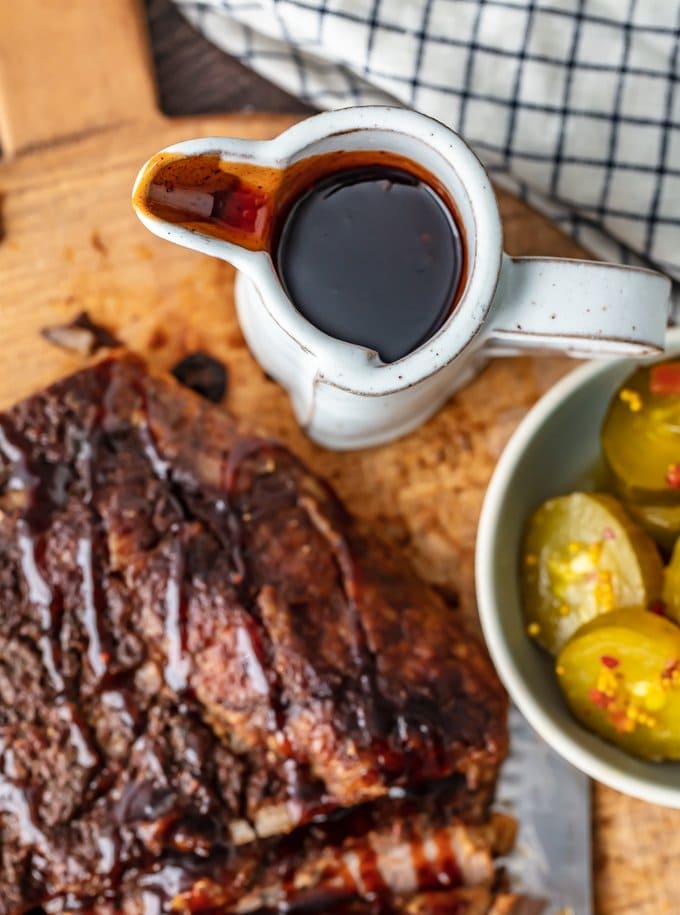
[0,2,678,911]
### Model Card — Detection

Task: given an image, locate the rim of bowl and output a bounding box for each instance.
[476,331,680,808]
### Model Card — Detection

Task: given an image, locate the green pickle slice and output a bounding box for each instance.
[557,608,680,760]
[522,493,663,654]
[602,359,680,503]
[626,500,680,554]
[663,538,680,624]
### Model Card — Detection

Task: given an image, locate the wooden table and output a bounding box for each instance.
[0,2,678,912]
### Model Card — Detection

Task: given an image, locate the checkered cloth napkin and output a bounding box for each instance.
[174,0,680,290]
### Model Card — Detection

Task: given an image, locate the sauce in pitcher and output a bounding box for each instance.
[134,149,466,363]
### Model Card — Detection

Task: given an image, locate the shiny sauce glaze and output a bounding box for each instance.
[0,360,487,914]
[134,149,466,363]
[0,370,204,908]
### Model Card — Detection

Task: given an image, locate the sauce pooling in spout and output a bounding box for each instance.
[135,150,466,363]
[134,153,278,250]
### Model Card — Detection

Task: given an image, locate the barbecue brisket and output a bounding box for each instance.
[0,355,507,912]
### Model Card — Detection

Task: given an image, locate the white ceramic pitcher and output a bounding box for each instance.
[133,107,670,450]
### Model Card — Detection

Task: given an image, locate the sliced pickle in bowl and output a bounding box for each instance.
[556,608,680,760]
[602,360,680,503]
[663,538,680,624]
[626,500,680,554]
[522,493,663,654]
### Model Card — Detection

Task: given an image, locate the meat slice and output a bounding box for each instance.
[42,889,537,915]
[0,355,507,911]
[104,796,514,913]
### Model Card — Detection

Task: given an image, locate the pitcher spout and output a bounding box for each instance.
[131,139,287,275]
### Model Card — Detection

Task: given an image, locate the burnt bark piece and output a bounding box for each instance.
[0,355,507,911]
[41,310,121,355]
[171,351,228,402]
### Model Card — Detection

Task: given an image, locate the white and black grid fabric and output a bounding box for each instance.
[174,0,680,288]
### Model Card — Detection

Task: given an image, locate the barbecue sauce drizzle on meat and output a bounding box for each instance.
[0,402,459,913]
[0,370,193,903]
[0,421,105,870]
[0,360,506,913]
[220,435,419,786]
[219,436,311,791]
[133,381,193,696]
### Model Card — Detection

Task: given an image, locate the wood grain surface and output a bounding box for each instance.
[0,2,678,912]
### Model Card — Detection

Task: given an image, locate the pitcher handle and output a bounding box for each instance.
[485,255,671,357]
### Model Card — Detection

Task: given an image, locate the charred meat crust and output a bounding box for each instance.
[0,355,507,911]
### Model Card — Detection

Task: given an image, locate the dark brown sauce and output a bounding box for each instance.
[0,777,50,857]
[409,828,461,892]
[431,830,461,887]
[295,491,392,751]
[221,435,278,494]
[137,854,232,909]
[219,435,265,587]
[220,435,290,587]
[0,409,116,694]
[276,166,463,363]
[57,701,99,770]
[0,418,73,535]
[357,844,388,900]
[75,535,108,682]
[135,149,466,364]
[135,405,172,481]
[0,361,481,911]
[164,539,189,693]
[132,384,193,696]
[134,152,277,251]
[234,618,269,696]
[16,524,64,692]
[410,834,434,889]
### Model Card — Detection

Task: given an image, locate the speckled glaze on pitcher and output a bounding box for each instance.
[133,107,670,450]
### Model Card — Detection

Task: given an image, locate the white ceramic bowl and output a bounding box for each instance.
[476,329,680,808]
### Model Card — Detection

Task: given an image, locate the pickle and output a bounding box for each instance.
[663,538,680,625]
[602,360,680,503]
[522,493,664,654]
[625,500,680,554]
[557,608,680,760]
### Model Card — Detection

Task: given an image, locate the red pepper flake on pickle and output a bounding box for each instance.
[665,464,680,489]
[650,361,680,396]
[586,663,659,734]
[649,600,667,617]
[588,688,612,710]
[661,658,680,689]
[609,708,635,734]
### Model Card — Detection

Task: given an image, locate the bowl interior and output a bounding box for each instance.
[478,339,680,807]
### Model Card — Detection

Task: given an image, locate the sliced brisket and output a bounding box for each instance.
[0,355,507,912]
